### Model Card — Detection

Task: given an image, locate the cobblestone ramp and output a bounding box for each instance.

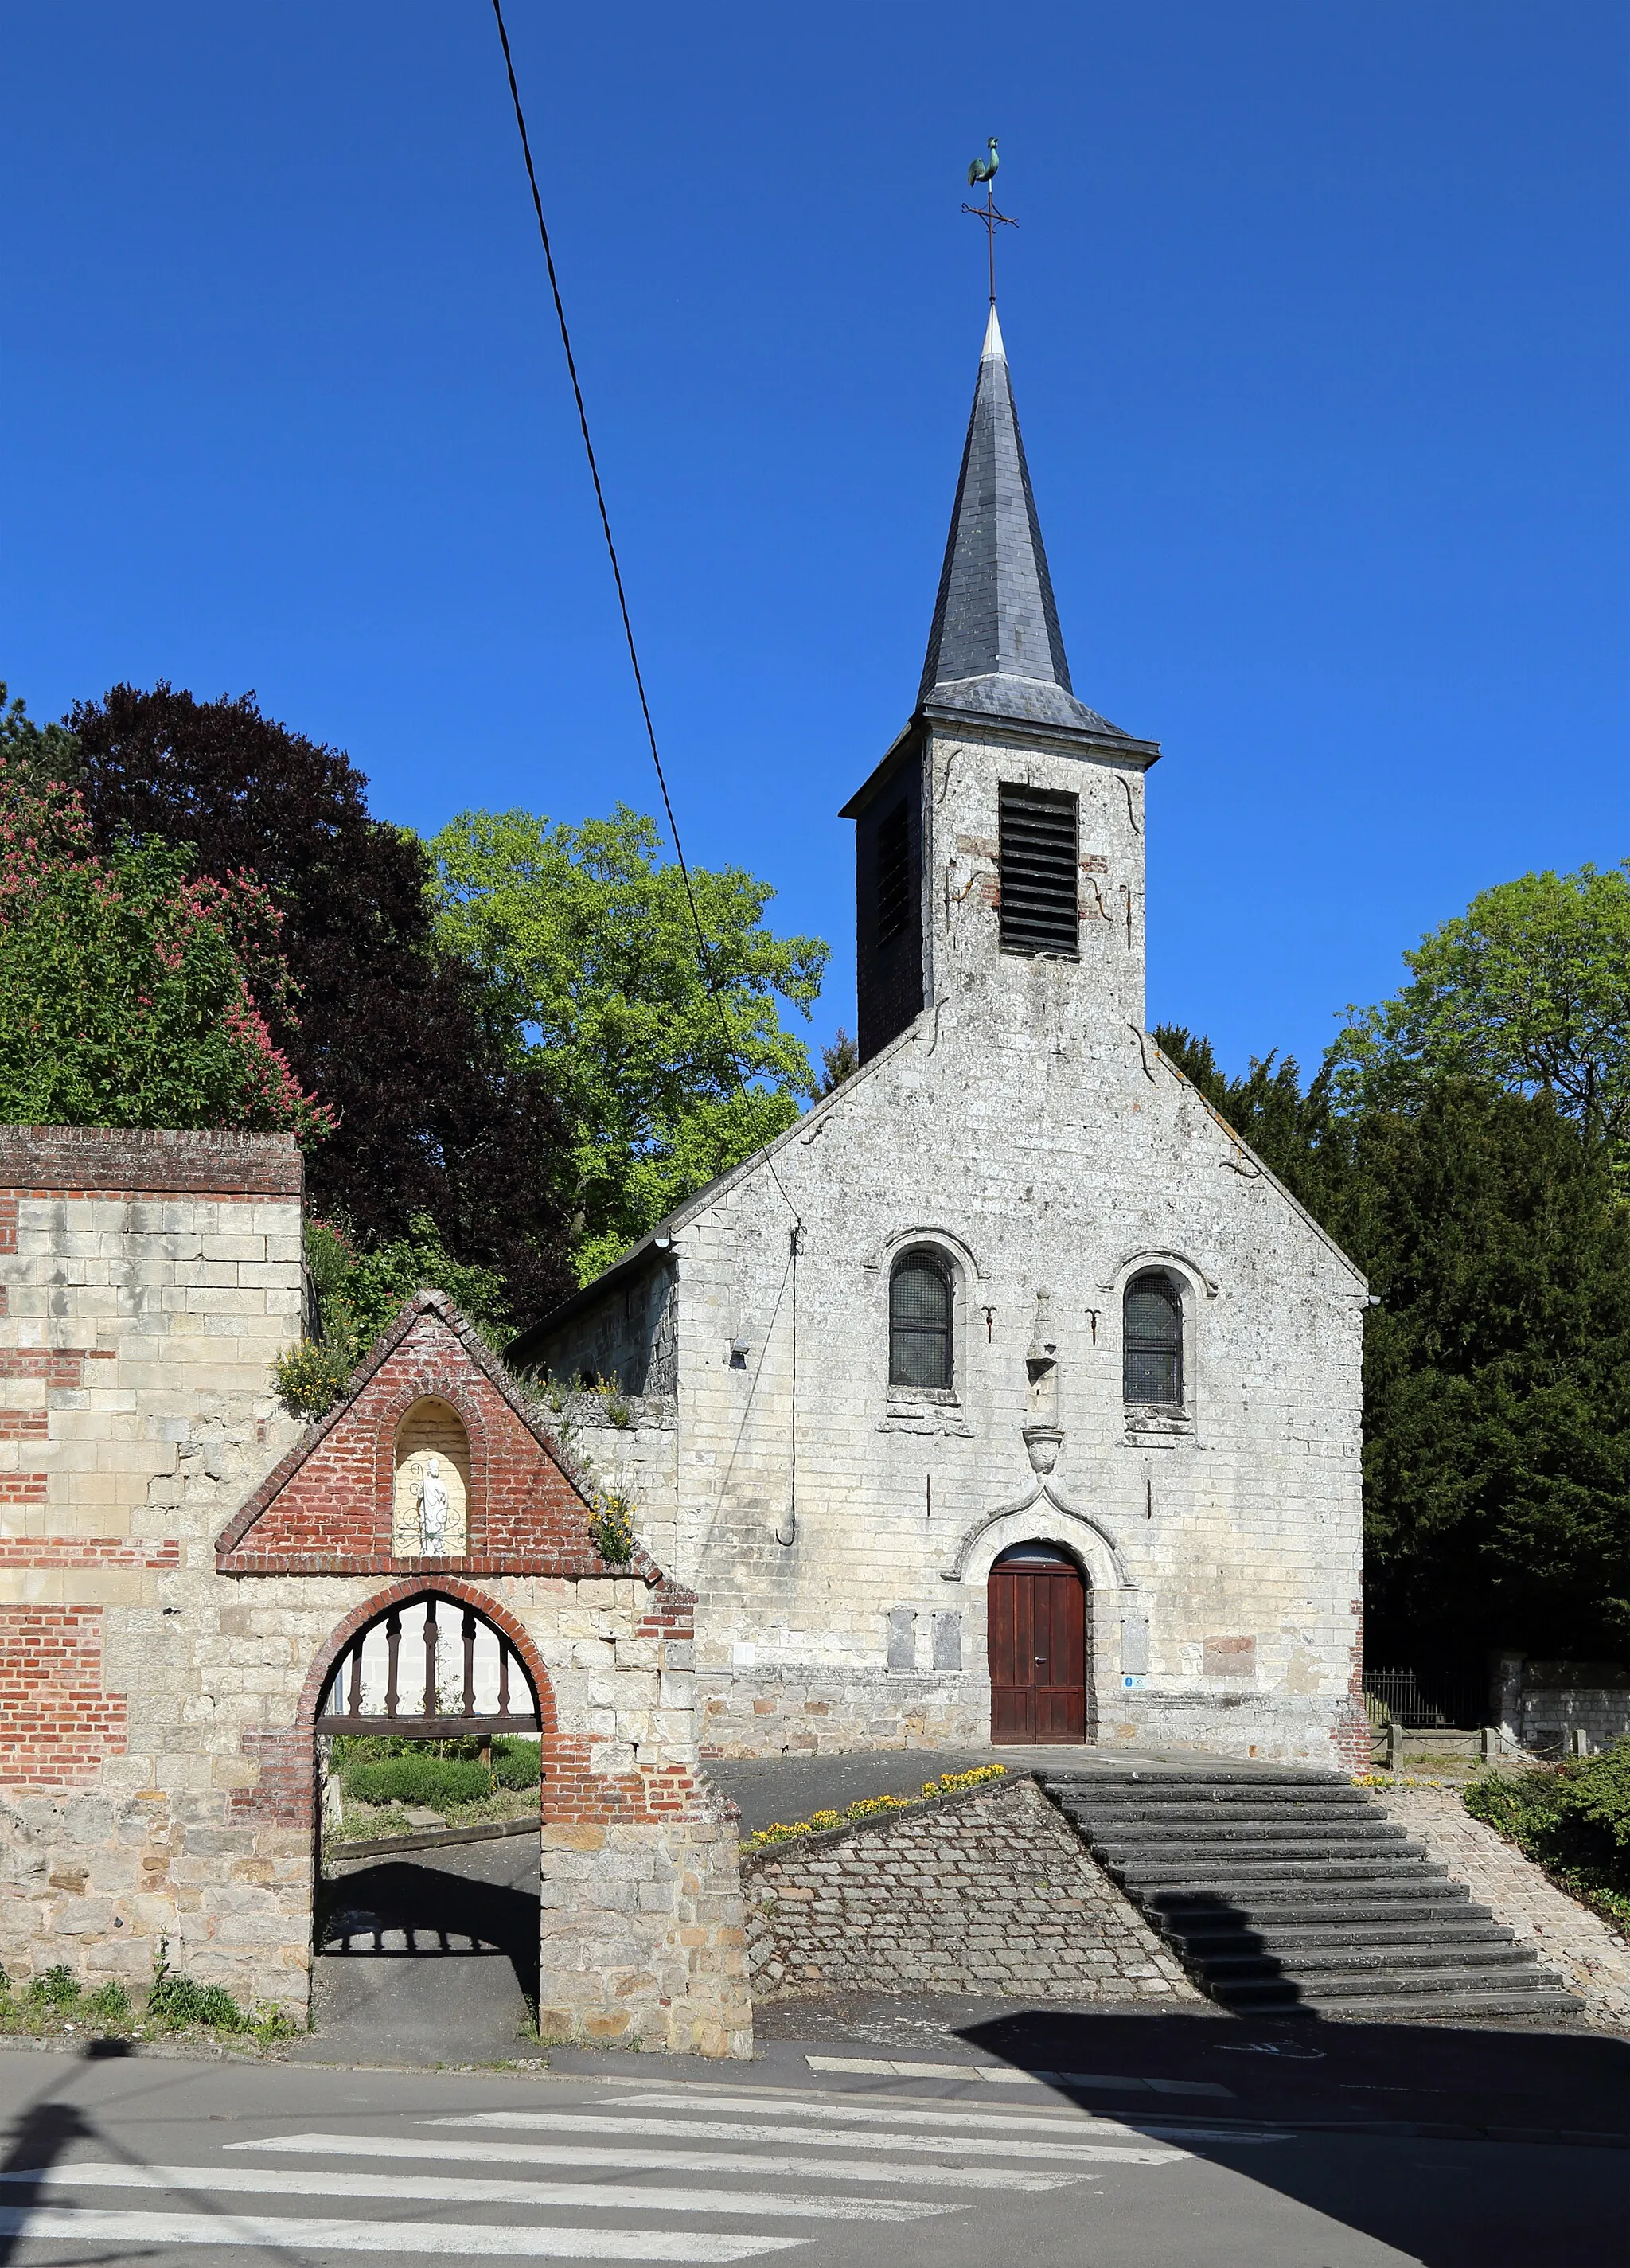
[1043,1769,1583,2022]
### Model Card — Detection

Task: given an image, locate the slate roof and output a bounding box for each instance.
[918,306,1137,744]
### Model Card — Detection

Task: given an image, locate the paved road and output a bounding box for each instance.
[2,2024,1627,2265]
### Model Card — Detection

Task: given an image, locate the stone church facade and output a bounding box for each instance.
[518,308,1371,1774]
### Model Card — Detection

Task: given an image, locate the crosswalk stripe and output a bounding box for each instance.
[598,2086,1094,2128]
[595,2092,1185,2137]
[431,2110,1237,2160]
[0,2163,953,2223]
[232,2130,1131,2184]
[583,2092,1285,2149]
[0,2206,801,2259]
[800,2056,1233,2098]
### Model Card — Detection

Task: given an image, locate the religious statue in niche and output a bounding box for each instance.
[392,1414,470,1559]
[417,1455,450,1555]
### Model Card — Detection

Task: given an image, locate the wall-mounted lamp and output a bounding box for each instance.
[729,1338,750,1368]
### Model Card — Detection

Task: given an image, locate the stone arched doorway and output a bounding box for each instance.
[310,1587,547,2059]
[988,1540,1089,1743]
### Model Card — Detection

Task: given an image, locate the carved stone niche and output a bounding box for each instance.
[393,1397,472,1557]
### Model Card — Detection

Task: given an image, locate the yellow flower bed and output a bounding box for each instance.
[743,1765,1008,1850]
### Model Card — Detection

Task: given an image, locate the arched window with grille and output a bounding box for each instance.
[890,1251,953,1389]
[1123,1271,1184,1407]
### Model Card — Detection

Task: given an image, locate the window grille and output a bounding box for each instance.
[890,1252,953,1388]
[1124,1271,1183,1406]
[999,784,1079,957]
[876,802,912,946]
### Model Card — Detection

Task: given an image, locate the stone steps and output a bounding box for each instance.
[1043,1769,1580,2025]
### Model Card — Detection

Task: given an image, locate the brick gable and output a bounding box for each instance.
[215,1291,612,1578]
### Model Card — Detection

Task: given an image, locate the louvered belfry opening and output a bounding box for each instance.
[889,1252,953,1388]
[875,800,912,946]
[999,784,1079,957]
[1124,1272,1184,1407]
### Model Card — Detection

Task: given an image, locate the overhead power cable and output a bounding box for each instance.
[488,0,801,1231]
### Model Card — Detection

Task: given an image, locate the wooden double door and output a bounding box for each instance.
[988,1541,1088,1743]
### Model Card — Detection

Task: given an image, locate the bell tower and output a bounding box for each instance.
[844,306,1160,1063]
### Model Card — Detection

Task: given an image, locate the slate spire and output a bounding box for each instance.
[918,306,1130,741]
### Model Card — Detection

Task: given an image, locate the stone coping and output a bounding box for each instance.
[324,1815,541,1866]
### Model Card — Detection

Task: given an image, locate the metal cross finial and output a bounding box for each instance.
[962,137,1016,306]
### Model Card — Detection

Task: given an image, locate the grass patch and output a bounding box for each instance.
[0,1942,298,2050]
[324,1732,540,1851]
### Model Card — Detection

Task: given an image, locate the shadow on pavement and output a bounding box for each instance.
[957,2002,1630,2268]
[301,1834,541,2066]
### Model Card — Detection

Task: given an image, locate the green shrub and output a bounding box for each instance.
[493,1737,540,1790]
[146,1938,246,2032]
[27,1965,80,2009]
[590,1496,636,1567]
[344,1754,491,1809]
[272,1338,354,1422]
[147,1974,244,2032]
[83,1981,131,2024]
[1465,1741,1630,1927]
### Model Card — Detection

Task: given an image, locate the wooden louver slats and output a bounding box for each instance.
[998,785,1079,957]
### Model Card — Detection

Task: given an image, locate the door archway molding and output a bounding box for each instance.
[941,1482,1130,1592]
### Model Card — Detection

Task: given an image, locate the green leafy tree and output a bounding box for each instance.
[429,805,829,1282]
[1347,1080,1630,1665]
[0,756,328,1138]
[277,1214,513,1421]
[1331,862,1630,1168]
[66,681,573,1321]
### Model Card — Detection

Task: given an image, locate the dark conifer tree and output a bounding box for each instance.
[68,682,572,1319]
[1156,1025,1630,1665]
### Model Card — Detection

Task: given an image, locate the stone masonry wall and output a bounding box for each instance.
[541,1789,751,2058]
[1378,1786,1630,2028]
[0,1130,310,2011]
[0,1135,751,2055]
[743,1775,1199,2004]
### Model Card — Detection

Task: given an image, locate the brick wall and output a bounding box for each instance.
[217,1302,604,1578]
[0,1129,310,2007]
[743,1775,1199,2004]
[0,1606,129,1786]
[0,1126,302,1196]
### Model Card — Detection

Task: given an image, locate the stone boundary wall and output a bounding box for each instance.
[742,1774,1198,2005]
[1377,1786,1630,2028]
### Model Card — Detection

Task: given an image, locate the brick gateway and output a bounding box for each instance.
[0,1128,751,2056]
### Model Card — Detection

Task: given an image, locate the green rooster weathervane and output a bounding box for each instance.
[962,136,1016,304]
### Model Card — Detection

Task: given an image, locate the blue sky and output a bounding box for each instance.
[5,2,1624,1079]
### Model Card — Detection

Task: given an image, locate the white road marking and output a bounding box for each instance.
[429,2110,1200,2163]
[1,2162,951,2222]
[233,2130,1141,2184]
[801,2055,1232,2098]
[595,2092,1227,2139]
[0,2205,801,2259]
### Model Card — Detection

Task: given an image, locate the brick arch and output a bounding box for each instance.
[297,1576,557,1746]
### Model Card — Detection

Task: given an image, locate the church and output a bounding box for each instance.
[0,299,1367,2046]
[516,303,1371,1774]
